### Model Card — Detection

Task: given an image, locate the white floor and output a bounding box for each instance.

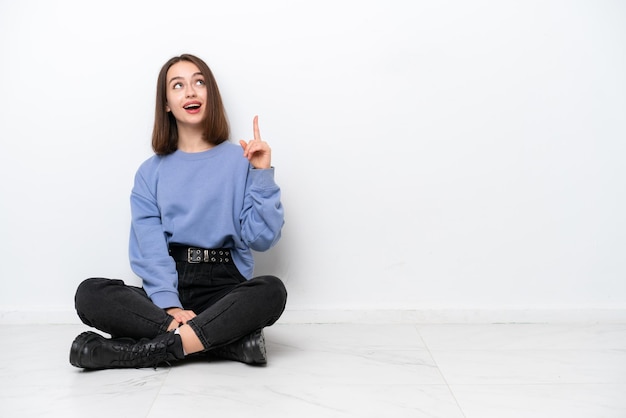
[1,322,625,417]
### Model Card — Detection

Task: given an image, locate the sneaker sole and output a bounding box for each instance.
[248,329,267,365]
[69,331,101,368]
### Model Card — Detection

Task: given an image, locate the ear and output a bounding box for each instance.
[165,105,171,112]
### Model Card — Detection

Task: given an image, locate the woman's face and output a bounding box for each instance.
[165,61,207,127]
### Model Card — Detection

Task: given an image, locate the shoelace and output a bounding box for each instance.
[113,338,173,368]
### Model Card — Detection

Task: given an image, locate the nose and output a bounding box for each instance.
[185,84,197,98]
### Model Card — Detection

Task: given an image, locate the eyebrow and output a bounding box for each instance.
[168,72,204,85]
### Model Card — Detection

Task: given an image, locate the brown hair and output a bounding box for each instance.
[152,54,230,155]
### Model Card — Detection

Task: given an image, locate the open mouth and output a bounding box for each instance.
[183,102,202,113]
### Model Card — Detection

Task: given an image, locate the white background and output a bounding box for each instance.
[1,0,625,321]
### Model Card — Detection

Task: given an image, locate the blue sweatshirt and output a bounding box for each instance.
[129,141,284,309]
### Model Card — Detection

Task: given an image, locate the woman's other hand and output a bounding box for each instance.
[239,115,272,169]
[166,307,197,325]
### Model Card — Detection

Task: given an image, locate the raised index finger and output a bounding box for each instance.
[253,115,261,141]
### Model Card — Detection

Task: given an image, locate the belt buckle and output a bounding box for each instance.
[187,248,203,263]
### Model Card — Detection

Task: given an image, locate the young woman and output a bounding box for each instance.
[70,54,287,369]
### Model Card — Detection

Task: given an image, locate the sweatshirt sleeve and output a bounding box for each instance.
[128,162,182,309]
[240,167,284,251]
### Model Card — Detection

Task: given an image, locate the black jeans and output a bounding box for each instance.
[74,260,287,350]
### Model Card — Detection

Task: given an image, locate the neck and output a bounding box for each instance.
[177,125,213,153]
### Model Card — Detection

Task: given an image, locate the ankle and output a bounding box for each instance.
[177,324,204,355]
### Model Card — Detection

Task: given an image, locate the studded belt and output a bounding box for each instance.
[169,245,233,264]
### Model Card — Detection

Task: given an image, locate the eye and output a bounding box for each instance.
[173,82,183,89]
[195,79,205,86]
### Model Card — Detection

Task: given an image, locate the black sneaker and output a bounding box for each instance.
[70,331,185,369]
[210,329,267,365]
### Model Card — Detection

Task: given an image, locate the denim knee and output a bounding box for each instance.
[74,278,122,321]
[255,275,288,321]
